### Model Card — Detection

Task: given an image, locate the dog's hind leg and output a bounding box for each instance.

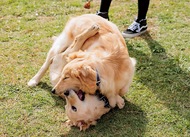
[28,33,72,87]
[63,24,99,55]
[56,24,100,69]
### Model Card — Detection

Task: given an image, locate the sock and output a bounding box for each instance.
[137,0,150,20]
[99,0,112,12]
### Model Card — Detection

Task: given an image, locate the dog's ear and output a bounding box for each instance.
[77,120,97,131]
[71,65,97,94]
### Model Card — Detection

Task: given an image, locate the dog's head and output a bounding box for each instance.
[64,89,110,131]
[54,58,98,96]
[54,59,110,131]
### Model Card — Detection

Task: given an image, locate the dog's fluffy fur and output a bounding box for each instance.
[28,14,136,131]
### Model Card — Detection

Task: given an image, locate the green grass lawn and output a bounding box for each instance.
[0,0,190,136]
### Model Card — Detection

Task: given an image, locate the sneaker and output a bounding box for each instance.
[122,19,147,38]
[96,11,109,20]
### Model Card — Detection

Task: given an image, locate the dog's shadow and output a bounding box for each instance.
[127,32,190,134]
[130,32,190,120]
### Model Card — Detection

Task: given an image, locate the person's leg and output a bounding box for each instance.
[122,0,150,38]
[137,0,150,21]
[96,0,112,20]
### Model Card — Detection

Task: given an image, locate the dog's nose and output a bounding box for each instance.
[64,90,70,96]
[51,89,56,94]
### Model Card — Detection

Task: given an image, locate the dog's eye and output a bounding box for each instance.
[63,77,69,80]
[71,106,77,112]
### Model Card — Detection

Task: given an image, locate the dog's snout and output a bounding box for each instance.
[51,89,56,94]
[64,90,70,96]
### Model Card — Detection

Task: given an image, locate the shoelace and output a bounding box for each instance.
[128,21,140,32]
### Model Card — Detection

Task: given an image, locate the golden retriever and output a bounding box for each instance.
[28,14,136,131]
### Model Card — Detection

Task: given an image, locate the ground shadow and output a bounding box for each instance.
[39,82,147,137]
[128,32,190,120]
[38,32,190,135]
[63,100,147,137]
[38,82,66,108]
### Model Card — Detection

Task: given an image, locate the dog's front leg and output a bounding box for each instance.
[28,29,74,87]
[105,93,117,108]
[116,95,125,109]
[105,93,125,109]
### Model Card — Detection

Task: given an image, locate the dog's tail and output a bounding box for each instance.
[130,57,136,67]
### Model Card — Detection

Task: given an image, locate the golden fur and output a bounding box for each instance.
[28,14,136,131]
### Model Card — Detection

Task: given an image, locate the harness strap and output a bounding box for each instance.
[95,69,110,108]
[96,69,101,87]
[95,89,110,108]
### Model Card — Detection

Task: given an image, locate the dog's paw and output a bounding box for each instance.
[117,100,125,109]
[28,79,38,87]
[87,24,99,33]
[92,24,99,30]
[117,96,125,109]
[66,120,75,126]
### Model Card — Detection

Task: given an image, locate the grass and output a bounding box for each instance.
[0,0,190,136]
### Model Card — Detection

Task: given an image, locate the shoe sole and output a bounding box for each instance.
[122,29,147,38]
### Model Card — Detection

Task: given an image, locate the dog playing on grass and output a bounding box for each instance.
[28,14,136,131]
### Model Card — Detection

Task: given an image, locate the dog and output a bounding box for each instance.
[28,14,136,131]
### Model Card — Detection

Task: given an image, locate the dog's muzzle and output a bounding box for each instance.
[51,89,56,94]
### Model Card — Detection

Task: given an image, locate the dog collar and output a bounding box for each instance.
[96,69,101,87]
[95,70,110,108]
[95,90,110,108]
